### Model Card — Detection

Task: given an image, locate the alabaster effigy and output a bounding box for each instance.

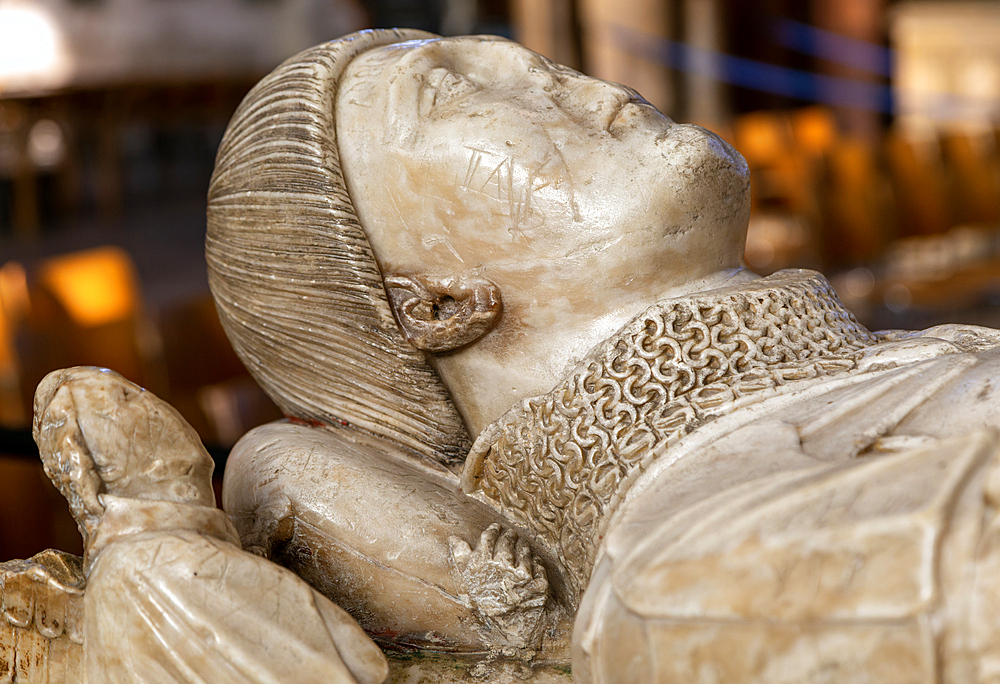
[7,27,1000,684]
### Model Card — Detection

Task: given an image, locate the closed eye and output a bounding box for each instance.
[420,67,479,116]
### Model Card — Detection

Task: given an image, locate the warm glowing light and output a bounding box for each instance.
[40,247,140,327]
[733,112,789,166]
[792,107,838,157]
[0,6,70,90]
[0,304,12,369]
[0,261,26,421]
[0,261,29,323]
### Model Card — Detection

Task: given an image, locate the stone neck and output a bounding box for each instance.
[462,267,874,491]
[434,267,760,439]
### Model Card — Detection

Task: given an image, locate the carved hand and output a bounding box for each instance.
[448,524,549,650]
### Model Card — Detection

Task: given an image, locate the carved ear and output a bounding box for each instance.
[384,274,502,353]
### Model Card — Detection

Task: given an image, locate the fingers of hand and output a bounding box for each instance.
[448,536,473,569]
[1,573,32,629]
[494,528,517,567]
[479,523,502,555]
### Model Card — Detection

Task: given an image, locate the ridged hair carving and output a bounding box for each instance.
[206,29,470,468]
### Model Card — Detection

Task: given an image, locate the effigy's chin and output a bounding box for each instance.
[652,124,752,240]
[657,123,748,188]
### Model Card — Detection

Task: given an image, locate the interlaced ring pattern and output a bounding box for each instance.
[468,271,879,599]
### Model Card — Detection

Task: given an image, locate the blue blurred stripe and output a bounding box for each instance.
[773,18,893,78]
[614,25,894,113]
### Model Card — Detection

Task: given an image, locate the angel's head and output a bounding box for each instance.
[33,367,215,541]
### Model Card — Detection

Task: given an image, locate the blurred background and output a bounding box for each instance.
[1,0,1000,558]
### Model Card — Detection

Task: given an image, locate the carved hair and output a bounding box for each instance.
[207,29,471,468]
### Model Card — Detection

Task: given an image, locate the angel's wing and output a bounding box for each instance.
[0,549,84,683]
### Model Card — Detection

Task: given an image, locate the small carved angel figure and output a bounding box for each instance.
[11,366,387,683]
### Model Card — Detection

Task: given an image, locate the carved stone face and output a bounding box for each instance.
[336,36,751,310]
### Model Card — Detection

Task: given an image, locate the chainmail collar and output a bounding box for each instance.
[460,269,879,602]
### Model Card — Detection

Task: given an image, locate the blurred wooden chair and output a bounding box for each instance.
[512,0,580,69]
[818,139,891,265]
[0,261,29,427]
[0,102,38,238]
[578,0,674,112]
[940,131,1000,226]
[0,263,82,561]
[0,455,81,560]
[733,111,814,215]
[0,102,78,237]
[884,131,952,237]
